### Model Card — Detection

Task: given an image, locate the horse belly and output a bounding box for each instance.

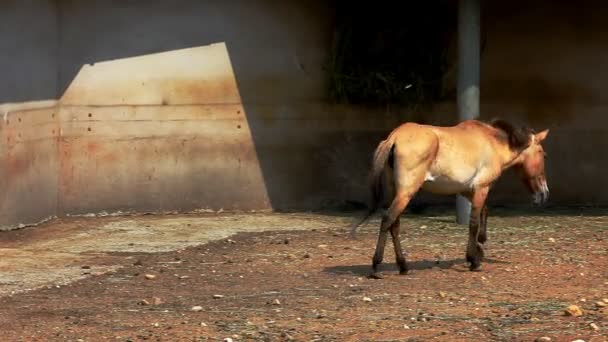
[421,174,469,195]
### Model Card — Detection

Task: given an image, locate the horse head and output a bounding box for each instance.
[490,119,550,206]
[512,129,550,206]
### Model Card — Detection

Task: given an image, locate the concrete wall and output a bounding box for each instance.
[2,0,608,229]
[53,0,386,214]
[0,102,59,229]
[57,44,271,215]
[1,0,411,229]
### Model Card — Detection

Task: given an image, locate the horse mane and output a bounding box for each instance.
[489,118,534,151]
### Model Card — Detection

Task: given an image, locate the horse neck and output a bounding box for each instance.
[500,145,525,170]
[491,135,524,170]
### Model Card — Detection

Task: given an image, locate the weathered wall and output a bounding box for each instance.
[1,0,408,229]
[3,0,608,229]
[57,44,270,215]
[56,0,331,104]
[0,102,59,229]
[0,0,60,229]
[54,0,361,213]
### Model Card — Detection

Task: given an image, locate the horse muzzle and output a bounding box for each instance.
[532,181,549,206]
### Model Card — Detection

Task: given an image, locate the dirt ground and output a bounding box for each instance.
[0,209,606,342]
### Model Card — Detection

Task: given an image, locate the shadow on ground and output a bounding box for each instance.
[323,257,510,277]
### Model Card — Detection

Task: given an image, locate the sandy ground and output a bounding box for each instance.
[0,209,606,341]
[0,212,346,296]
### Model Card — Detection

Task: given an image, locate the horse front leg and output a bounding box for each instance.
[465,187,489,271]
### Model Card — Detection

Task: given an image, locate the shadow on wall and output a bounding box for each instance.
[0,0,58,103]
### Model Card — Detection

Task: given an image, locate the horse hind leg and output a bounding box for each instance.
[371,192,413,278]
[370,218,390,278]
[390,217,407,274]
[371,132,437,278]
[477,205,488,244]
[371,171,426,278]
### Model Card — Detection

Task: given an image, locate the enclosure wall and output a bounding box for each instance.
[1,0,414,229]
[2,0,608,229]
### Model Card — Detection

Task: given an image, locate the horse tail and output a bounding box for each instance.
[350,135,396,238]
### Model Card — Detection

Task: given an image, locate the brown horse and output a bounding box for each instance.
[351,119,549,278]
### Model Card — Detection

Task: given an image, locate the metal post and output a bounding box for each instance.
[456,0,480,225]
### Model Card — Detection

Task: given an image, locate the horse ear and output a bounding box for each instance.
[535,129,549,143]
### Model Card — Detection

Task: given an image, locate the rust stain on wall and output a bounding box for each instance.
[47,43,269,218]
[55,101,268,216]
[160,78,241,106]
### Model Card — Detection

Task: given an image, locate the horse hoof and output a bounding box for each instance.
[466,257,475,267]
[469,264,482,272]
[369,272,384,279]
[399,269,409,275]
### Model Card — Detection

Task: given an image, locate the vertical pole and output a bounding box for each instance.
[456,0,480,225]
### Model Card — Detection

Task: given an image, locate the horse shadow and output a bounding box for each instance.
[323,257,509,277]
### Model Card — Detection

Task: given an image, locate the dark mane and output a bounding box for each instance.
[489,118,534,151]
